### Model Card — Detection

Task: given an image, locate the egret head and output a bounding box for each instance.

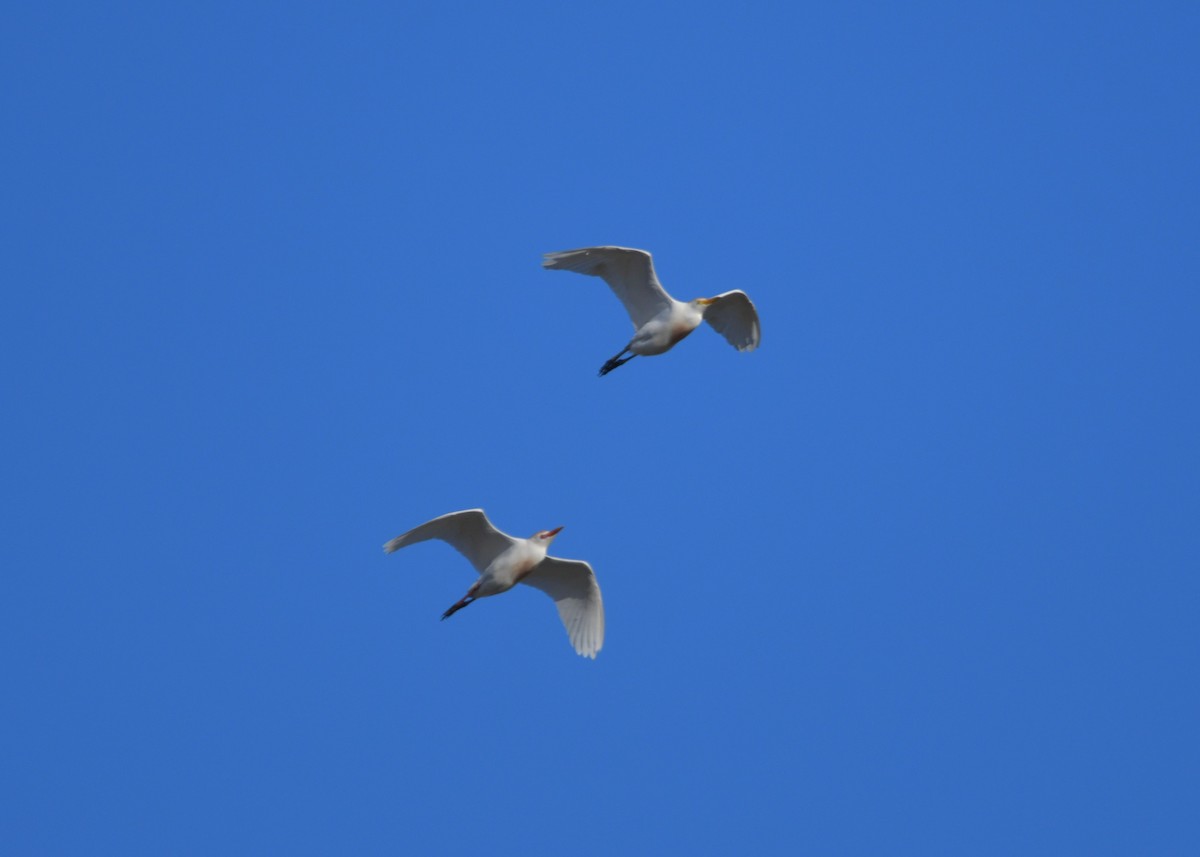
[534,526,564,544]
[692,297,717,310]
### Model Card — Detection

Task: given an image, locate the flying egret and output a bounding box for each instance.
[542,245,761,375]
[382,509,605,659]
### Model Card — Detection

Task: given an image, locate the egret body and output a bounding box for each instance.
[383,509,605,658]
[542,245,761,375]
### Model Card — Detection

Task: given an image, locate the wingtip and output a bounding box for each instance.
[575,639,602,659]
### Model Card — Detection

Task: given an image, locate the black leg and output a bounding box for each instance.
[441,595,475,621]
[599,348,635,376]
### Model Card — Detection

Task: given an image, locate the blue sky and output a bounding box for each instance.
[3,1,1198,854]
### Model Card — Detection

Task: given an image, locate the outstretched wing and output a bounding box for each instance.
[383,509,515,574]
[703,290,761,351]
[522,556,605,659]
[543,246,673,329]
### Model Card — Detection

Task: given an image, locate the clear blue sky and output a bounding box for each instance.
[3,2,1198,854]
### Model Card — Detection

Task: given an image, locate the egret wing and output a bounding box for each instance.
[522,556,605,659]
[543,246,672,329]
[383,509,515,574]
[703,290,761,351]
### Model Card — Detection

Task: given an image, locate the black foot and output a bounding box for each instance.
[599,354,634,376]
[441,596,474,621]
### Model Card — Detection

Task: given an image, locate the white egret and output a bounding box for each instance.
[542,245,761,375]
[383,509,605,659]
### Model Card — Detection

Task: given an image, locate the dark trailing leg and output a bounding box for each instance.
[599,348,635,376]
[441,596,475,620]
